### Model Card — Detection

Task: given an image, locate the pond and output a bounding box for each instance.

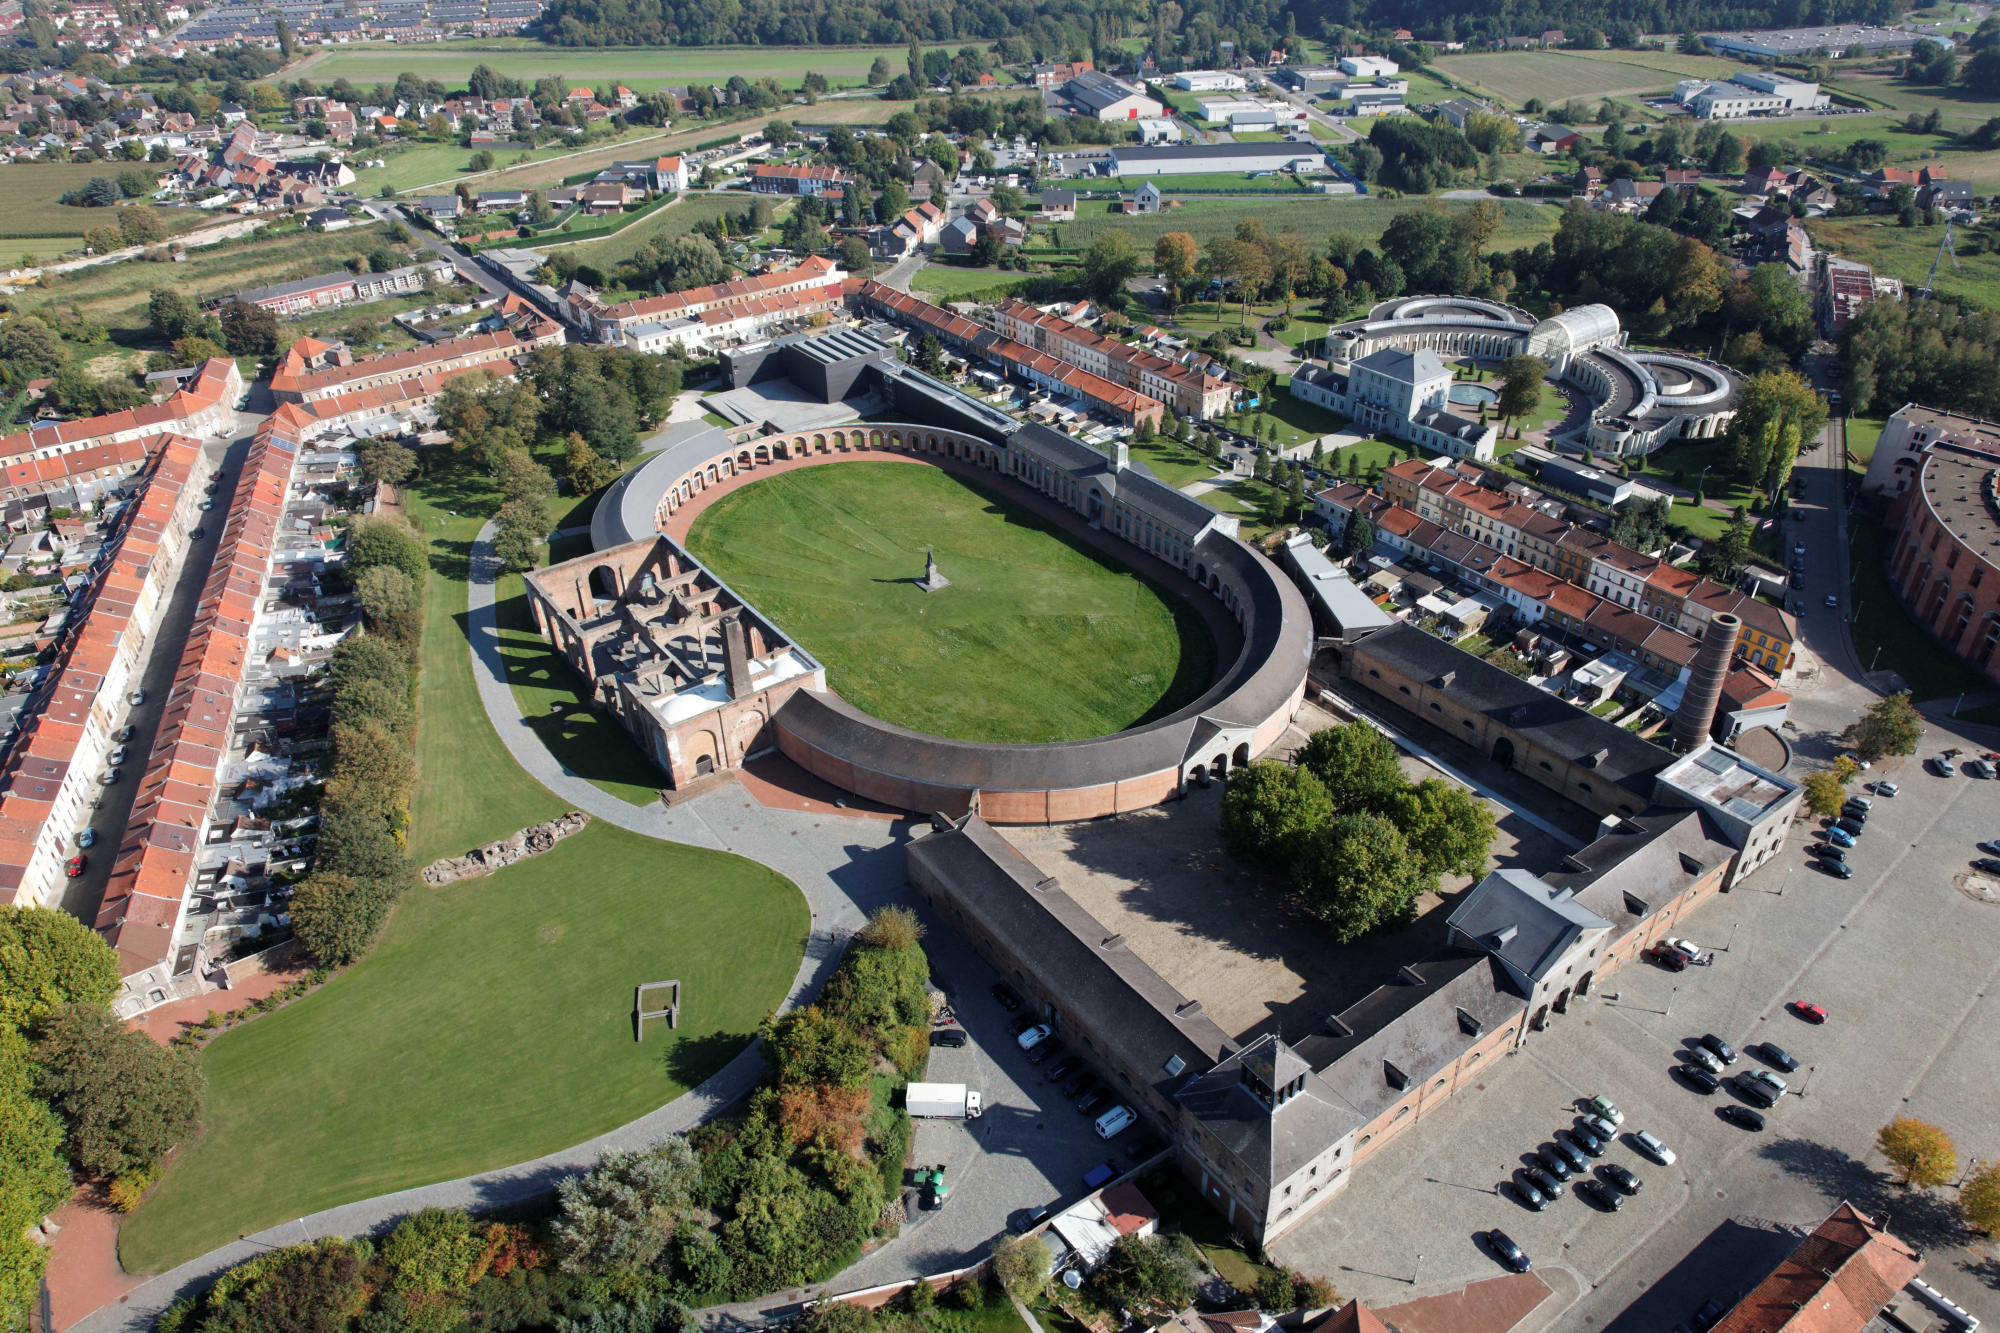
[1448,382,1499,407]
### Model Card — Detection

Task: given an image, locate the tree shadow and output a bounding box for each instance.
[664,1029,760,1089]
[1756,1135,1973,1253]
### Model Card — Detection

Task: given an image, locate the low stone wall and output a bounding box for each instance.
[420,812,590,887]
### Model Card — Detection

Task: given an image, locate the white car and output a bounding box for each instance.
[128,689,145,706]
[1869,781,1899,796]
[1094,1105,1136,1139]
[1016,1024,1051,1051]
[1635,1131,1676,1165]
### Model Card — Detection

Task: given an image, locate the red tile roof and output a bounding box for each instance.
[1711,1204,1921,1333]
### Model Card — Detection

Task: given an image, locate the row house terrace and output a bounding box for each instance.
[0,434,211,911]
[98,414,306,1016]
[0,359,240,465]
[991,299,1234,420]
[268,322,562,404]
[570,256,843,345]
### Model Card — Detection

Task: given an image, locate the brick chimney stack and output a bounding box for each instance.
[1671,612,1740,751]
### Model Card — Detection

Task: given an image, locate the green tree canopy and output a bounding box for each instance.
[1081,228,1139,300]
[1390,778,1497,881]
[1290,813,1430,942]
[1095,1233,1201,1314]
[553,1137,702,1275]
[1293,722,1405,815]
[1218,761,1334,874]
[33,1003,204,1178]
[1843,691,1922,763]
[0,908,119,1032]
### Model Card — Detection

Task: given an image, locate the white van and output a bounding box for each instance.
[1094,1105,1136,1139]
[1634,1131,1676,1165]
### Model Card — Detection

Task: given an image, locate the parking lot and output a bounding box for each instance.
[1270,737,2000,1331]
[836,900,1163,1290]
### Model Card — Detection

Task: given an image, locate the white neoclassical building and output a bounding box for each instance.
[1295,297,1741,459]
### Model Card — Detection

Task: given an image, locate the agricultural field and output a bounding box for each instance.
[684,463,1217,744]
[347,140,570,195]
[14,219,406,341]
[275,39,918,92]
[1398,69,1459,103]
[1059,194,1564,252]
[1431,48,1744,108]
[1804,214,2000,309]
[0,163,208,251]
[1824,71,2000,124]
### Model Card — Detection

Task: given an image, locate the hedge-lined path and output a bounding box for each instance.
[65,524,914,1333]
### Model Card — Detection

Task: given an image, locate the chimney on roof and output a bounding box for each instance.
[1671,611,1740,751]
[722,613,752,701]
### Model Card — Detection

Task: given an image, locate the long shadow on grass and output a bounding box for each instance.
[665,1028,761,1087]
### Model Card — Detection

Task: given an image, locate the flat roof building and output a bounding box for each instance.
[1700,23,1950,56]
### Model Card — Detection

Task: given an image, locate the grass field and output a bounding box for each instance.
[19,220,404,344]
[279,40,914,91]
[1804,214,2000,310]
[684,463,1217,743]
[574,193,745,267]
[0,164,208,246]
[1060,195,1563,252]
[348,140,575,195]
[1825,72,2000,123]
[1431,48,1744,108]
[1848,516,1994,701]
[910,264,1037,298]
[117,820,807,1272]
[1844,415,1887,466]
[1128,437,1222,489]
[1096,172,1317,193]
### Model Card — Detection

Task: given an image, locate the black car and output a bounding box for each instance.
[930,1028,968,1048]
[1045,1055,1081,1083]
[1563,1127,1605,1158]
[1648,943,1690,971]
[1601,1163,1642,1195]
[1735,1073,1778,1107]
[1760,1042,1799,1072]
[1818,857,1855,879]
[191,527,205,540]
[1061,1069,1095,1097]
[1025,1038,1062,1066]
[1694,1298,1729,1331]
[1835,816,1866,837]
[1536,1146,1575,1181]
[1007,1012,1039,1037]
[1816,843,1847,863]
[1526,1165,1565,1198]
[1513,1177,1549,1210]
[1550,1137,1589,1172]
[1579,1179,1624,1211]
[1075,1085,1110,1115]
[1842,800,1870,818]
[1701,1034,1738,1064]
[1488,1230,1531,1273]
[991,983,1022,1013]
[1720,1104,1766,1130]
[1011,1205,1052,1235]
[1678,1063,1720,1093]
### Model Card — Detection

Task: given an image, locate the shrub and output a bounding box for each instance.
[552,1138,701,1275]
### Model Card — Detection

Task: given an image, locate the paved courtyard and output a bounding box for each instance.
[1267,735,2000,1331]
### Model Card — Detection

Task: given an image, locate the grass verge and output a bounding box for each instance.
[1847,516,1994,702]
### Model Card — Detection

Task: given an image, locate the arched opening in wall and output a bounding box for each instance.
[1493,737,1516,768]
[812,434,828,452]
[589,566,619,601]
[871,430,886,448]
[731,711,771,760]
[1232,743,1250,769]
[1187,765,1207,787]
[736,451,752,470]
[1210,754,1227,779]
[1575,970,1594,997]
[694,754,714,777]
[1551,985,1571,1014]
[753,444,771,464]
[1209,573,1221,593]
[1531,1004,1548,1031]
[1194,563,1207,584]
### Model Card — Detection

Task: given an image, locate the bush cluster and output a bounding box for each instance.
[289,527,427,970]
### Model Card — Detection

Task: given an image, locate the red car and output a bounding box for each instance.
[1794,1001,1828,1024]
[64,854,86,878]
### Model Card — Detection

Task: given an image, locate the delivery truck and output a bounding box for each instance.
[907,1082,984,1119]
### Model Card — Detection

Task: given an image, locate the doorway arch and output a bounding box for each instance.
[1493,737,1516,768]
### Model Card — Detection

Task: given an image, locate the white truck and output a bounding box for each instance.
[907,1082,984,1119]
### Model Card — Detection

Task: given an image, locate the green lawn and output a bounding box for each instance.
[1138,1167,1279,1296]
[1847,516,1994,701]
[1430,48,1744,107]
[911,264,1036,298]
[1329,436,1413,480]
[1804,215,2000,310]
[0,164,211,245]
[350,141,563,195]
[1845,415,1887,467]
[684,463,1217,743]
[1264,376,1350,439]
[281,39,915,91]
[118,821,807,1273]
[577,194,746,268]
[1128,437,1222,489]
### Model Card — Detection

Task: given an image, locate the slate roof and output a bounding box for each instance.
[1174,1035,1363,1184]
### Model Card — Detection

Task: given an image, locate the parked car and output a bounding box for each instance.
[1563,1127,1604,1158]
[1488,1230,1531,1273]
[1868,780,1899,797]
[1735,1073,1778,1108]
[991,983,1022,1012]
[1678,1064,1720,1093]
[1793,1001,1828,1024]
[1076,1084,1111,1115]
[1537,1146,1575,1180]
[1824,594,1838,608]
[1513,1177,1549,1211]
[1700,1034,1738,1065]
[1686,1046,1724,1075]
[1094,1105,1136,1138]
[1589,1094,1624,1125]
[1844,795,1873,813]
[1008,1013,1039,1037]
[1601,1163,1643,1195]
[1045,1054,1081,1083]
[1525,1165,1565,1198]
[1025,1038,1063,1066]
[1745,1068,1788,1098]
[108,746,127,765]
[1584,1114,1618,1142]
[1974,858,2000,875]
[1579,1179,1624,1211]
[1720,1104,1766,1131]
[191,527,205,540]
[1816,843,1847,864]
[1841,751,1871,770]
[1933,754,1958,777]
[1818,857,1855,879]
[128,689,144,706]
[1550,1137,1590,1173]
[1016,1024,1052,1050]
[1635,1131,1676,1165]
[1011,1205,1052,1235]
[1834,816,1866,837]
[98,768,121,785]
[1969,759,1997,779]
[1837,805,1868,827]
[1694,1297,1729,1331]
[930,1028,968,1048]
[1760,1043,1799,1072]
[64,854,86,878]
[1824,826,1855,849]
[1648,943,1689,971]
[75,828,94,848]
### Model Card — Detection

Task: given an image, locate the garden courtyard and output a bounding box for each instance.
[684,463,1217,745]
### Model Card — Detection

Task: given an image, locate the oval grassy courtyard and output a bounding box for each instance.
[684,462,1218,744]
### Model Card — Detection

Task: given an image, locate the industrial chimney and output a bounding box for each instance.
[1671,612,1740,751]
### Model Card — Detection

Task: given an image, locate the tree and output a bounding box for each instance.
[355,564,420,630]
[1096,1234,1200,1314]
[289,872,394,967]
[220,299,280,356]
[1218,761,1334,874]
[564,432,618,496]
[346,516,429,586]
[1081,229,1139,300]
[762,1005,870,1090]
[358,440,417,486]
[1961,1161,2000,1233]
[0,318,64,385]
[0,907,120,1031]
[912,332,946,375]
[1294,722,1404,815]
[1843,691,1922,763]
[2,1028,81,1329]
[992,1232,1051,1301]
[868,55,894,85]
[33,1003,203,1177]
[553,1137,701,1274]
[60,175,123,207]
[1802,770,1845,820]
[492,502,543,573]
[1154,231,1197,310]
[1876,1117,1956,1188]
[1342,513,1374,558]
[1390,778,1497,880]
[1495,354,1547,430]
[1292,813,1430,942]
[147,287,206,342]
